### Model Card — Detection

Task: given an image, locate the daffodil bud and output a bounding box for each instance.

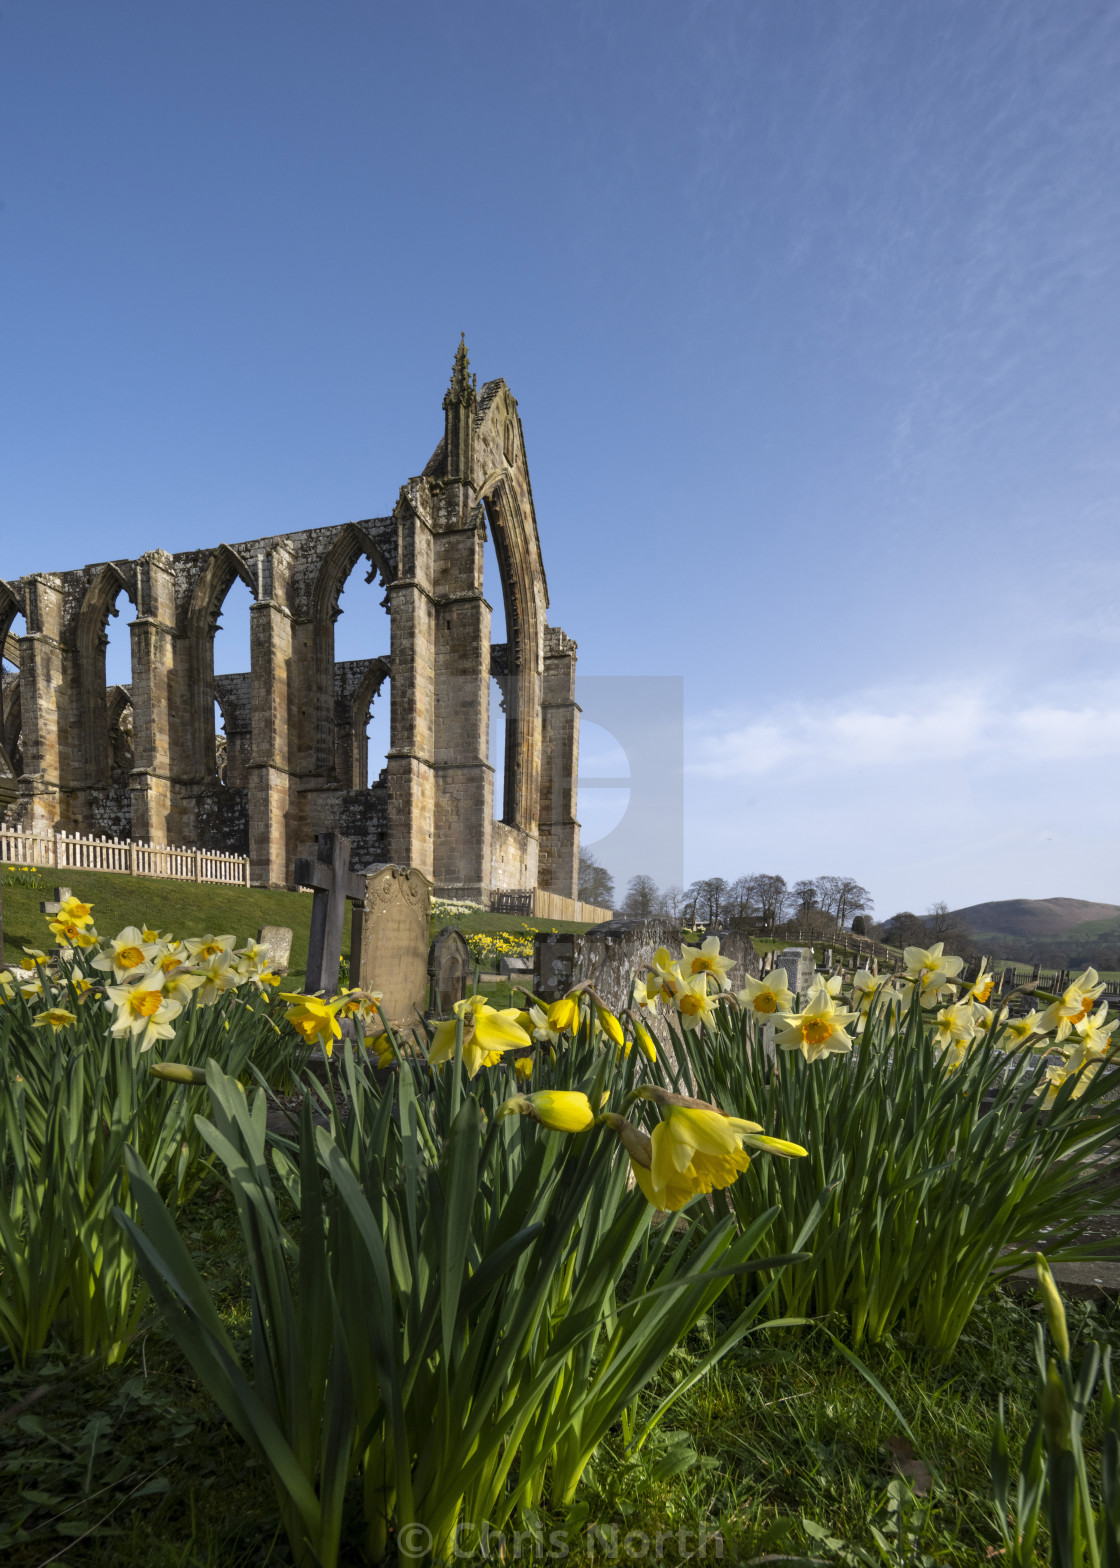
[498,1090,595,1132]
[596,1007,624,1047]
[149,1061,207,1085]
[1041,1359,1072,1452]
[1036,1253,1070,1363]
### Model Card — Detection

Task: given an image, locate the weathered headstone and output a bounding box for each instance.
[500,953,533,984]
[256,924,294,975]
[427,926,472,1015]
[777,946,818,998]
[534,931,575,1002]
[294,833,366,996]
[356,863,432,1028]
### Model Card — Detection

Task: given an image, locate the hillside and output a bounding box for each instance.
[0,867,594,986]
[949,897,1120,939]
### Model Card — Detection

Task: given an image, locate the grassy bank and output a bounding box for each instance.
[1,867,597,988]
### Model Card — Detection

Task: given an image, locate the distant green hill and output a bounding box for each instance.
[949,897,1120,939]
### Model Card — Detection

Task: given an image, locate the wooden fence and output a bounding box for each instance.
[0,827,251,887]
[489,888,614,925]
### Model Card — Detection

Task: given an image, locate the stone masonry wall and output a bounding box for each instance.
[1,343,581,898]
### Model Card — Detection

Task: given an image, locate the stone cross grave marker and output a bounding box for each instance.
[256,925,294,975]
[356,864,432,1028]
[40,886,73,917]
[427,926,472,1016]
[293,833,366,997]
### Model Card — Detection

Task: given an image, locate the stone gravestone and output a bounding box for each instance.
[0,743,15,959]
[534,931,575,1002]
[294,833,366,996]
[777,946,818,999]
[427,927,471,1016]
[500,952,533,988]
[256,925,294,975]
[356,864,432,1029]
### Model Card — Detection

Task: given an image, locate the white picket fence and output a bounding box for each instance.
[0,826,250,886]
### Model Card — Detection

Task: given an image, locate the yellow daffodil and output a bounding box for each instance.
[630,973,662,1014]
[775,992,859,1063]
[1038,969,1107,1042]
[190,952,240,1006]
[633,1087,806,1204]
[1036,1059,1099,1109]
[141,927,171,944]
[70,975,95,998]
[498,1089,595,1132]
[737,969,794,1015]
[514,1054,534,1080]
[428,994,531,1078]
[632,1020,657,1063]
[903,943,965,983]
[280,992,344,1054]
[1066,1004,1118,1065]
[57,896,94,928]
[103,975,183,1052]
[183,933,236,962]
[998,1009,1044,1049]
[20,948,48,970]
[932,1000,978,1058]
[595,1006,624,1047]
[366,1034,396,1069]
[680,936,735,991]
[645,948,684,1005]
[162,968,206,1005]
[852,969,893,1015]
[20,978,44,999]
[965,968,995,1004]
[602,1114,700,1212]
[675,974,721,1031]
[91,927,161,981]
[33,1006,78,1031]
[335,987,384,1022]
[898,968,960,1011]
[808,973,844,999]
[548,995,580,1033]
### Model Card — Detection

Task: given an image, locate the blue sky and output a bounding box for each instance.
[3,1,1120,916]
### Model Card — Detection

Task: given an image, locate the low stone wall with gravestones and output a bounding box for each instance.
[193,785,250,855]
[534,920,762,1016]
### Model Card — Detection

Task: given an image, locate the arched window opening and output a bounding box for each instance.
[1,610,24,777]
[334,557,391,788]
[483,520,515,825]
[102,589,132,690]
[212,576,253,787]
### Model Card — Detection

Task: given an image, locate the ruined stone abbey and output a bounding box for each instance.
[0,343,581,899]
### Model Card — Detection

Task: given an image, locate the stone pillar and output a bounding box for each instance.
[248,542,294,886]
[538,626,580,898]
[130,550,177,844]
[386,487,436,878]
[432,513,493,899]
[13,575,63,831]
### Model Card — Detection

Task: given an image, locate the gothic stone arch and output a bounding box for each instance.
[3,344,580,900]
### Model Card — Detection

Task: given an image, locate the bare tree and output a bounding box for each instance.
[685,876,728,924]
[623,873,660,919]
[725,875,759,923]
[793,879,820,920]
[578,848,615,909]
[753,874,789,932]
[657,884,686,918]
[835,878,873,930]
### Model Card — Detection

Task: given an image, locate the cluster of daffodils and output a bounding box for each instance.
[0,899,286,1052]
[280,986,384,1059]
[732,939,1119,1103]
[464,928,535,969]
[498,1083,807,1212]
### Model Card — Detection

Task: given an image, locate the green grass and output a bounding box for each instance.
[0,868,598,991]
[2,1172,1111,1566]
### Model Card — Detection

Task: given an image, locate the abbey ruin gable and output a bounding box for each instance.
[0,343,581,899]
